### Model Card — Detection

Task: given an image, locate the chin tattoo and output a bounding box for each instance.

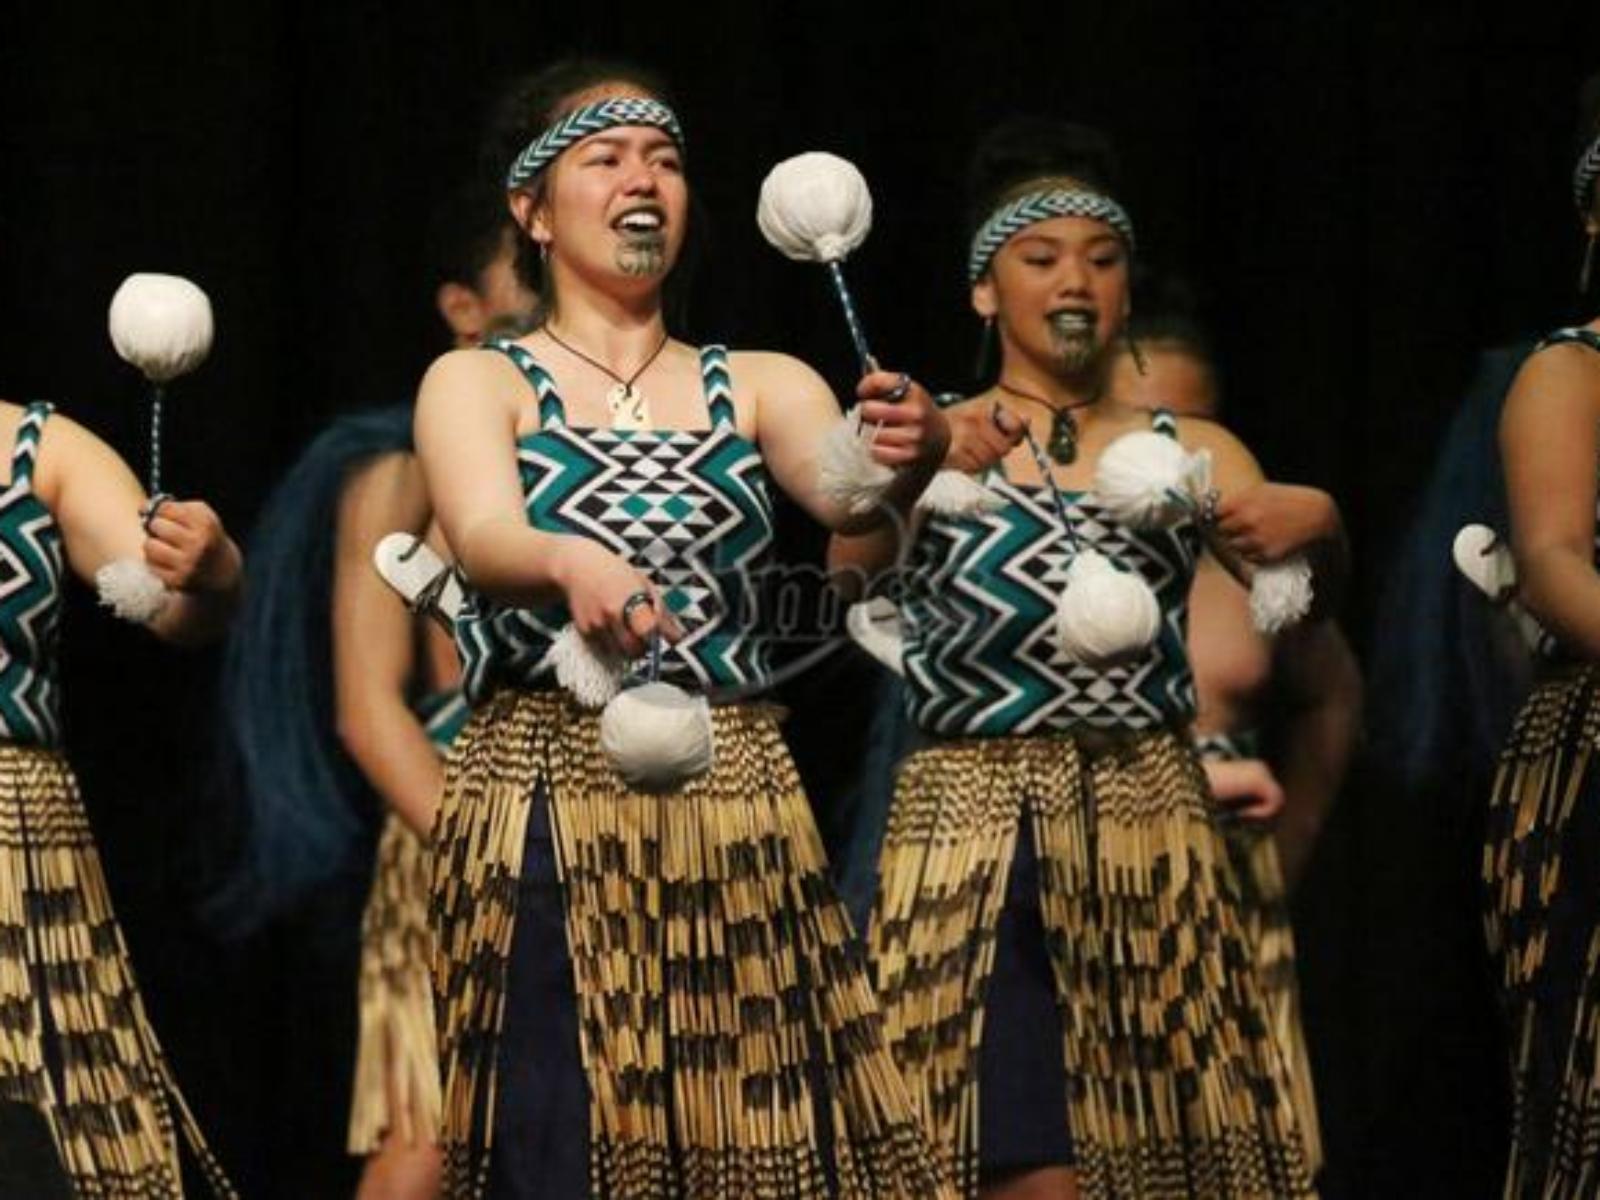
[617,232,668,278]
[1048,313,1100,373]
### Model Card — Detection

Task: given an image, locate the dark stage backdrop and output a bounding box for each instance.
[4,4,1600,1196]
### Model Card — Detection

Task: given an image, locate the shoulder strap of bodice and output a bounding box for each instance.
[699,345,735,429]
[481,338,566,428]
[1537,327,1600,355]
[12,402,54,487]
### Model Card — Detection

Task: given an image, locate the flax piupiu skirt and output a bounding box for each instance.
[429,687,952,1199]
[1485,662,1600,1197]
[348,811,441,1154]
[868,725,1315,1198]
[0,742,234,1198]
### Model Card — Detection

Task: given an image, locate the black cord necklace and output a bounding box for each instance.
[542,324,671,429]
[996,381,1099,464]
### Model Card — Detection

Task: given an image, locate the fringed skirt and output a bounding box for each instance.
[349,811,441,1154]
[869,727,1315,1198]
[430,688,951,1200]
[1484,663,1600,1197]
[1199,733,1323,1176]
[0,742,234,1198]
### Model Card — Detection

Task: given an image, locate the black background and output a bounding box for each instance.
[4,3,1600,1195]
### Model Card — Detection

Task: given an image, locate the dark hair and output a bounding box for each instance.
[1367,342,1537,786]
[965,116,1124,239]
[1128,270,1213,363]
[1577,72,1600,226]
[424,180,516,293]
[1578,71,1600,153]
[480,58,697,323]
[203,406,413,936]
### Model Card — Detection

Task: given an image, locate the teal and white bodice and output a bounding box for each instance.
[900,409,1201,736]
[1534,327,1600,664]
[1194,728,1261,763]
[0,404,63,746]
[457,341,775,703]
[414,688,469,748]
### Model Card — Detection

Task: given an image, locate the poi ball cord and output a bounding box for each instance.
[97,273,214,623]
[108,272,214,504]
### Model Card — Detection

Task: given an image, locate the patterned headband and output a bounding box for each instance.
[506,96,685,190]
[967,188,1136,284]
[1575,129,1600,214]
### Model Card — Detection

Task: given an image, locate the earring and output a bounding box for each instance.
[538,241,550,265]
[1124,327,1148,376]
[973,315,996,383]
[1581,232,1596,295]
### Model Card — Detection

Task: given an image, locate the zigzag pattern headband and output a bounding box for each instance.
[968,188,1136,283]
[1575,129,1600,214]
[506,96,685,190]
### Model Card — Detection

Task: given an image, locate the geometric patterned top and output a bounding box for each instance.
[456,341,774,703]
[414,687,470,748]
[1193,728,1260,763]
[0,403,63,746]
[900,408,1201,736]
[1532,326,1600,663]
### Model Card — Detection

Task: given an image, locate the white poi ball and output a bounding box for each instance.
[599,681,715,789]
[1451,524,1516,602]
[108,273,214,383]
[1053,549,1162,667]
[757,152,873,263]
[1093,430,1208,529]
[845,596,906,675]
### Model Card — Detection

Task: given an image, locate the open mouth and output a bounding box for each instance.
[1048,308,1096,334]
[614,207,666,235]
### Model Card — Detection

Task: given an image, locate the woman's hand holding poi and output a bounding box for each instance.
[856,370,950,472]
[1213,482,1339,563]
[140,498,241,594]
[552,537,684,661]
[943,401,1027,475]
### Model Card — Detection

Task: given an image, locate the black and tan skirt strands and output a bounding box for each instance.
[1485,664,1600,1197]
[1225,824,1323,1175]
[870,730,1314,1199]
[0,744,234,1199]
[349,812,441,1154]
[431,688,952,1200]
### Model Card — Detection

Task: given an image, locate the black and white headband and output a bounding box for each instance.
[968,187,1136,284]
[506,96,685,190]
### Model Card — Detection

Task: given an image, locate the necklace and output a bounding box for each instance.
[996,381,1098,464]
[542,324,670,430]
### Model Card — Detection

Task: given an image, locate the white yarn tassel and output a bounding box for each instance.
[915,469,1006,517]
[599,681,716,789]
[1249,556,1314,634]
[95,558,170,623]
[1093,430,1212,529]
[819,406,893,516]
[547,625,625,709]
[1053,549,1162,667]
